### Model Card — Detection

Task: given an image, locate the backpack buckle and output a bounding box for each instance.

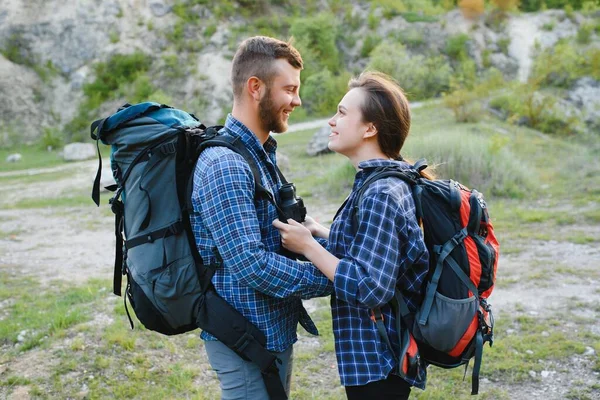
[160,142,176,155]
[370,309,384,323]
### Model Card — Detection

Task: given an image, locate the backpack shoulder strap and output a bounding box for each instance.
[349,167,418,233]
[197,132,290,220]
[198,133,271,200]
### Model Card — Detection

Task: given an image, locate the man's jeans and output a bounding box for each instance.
[205,340,293,400]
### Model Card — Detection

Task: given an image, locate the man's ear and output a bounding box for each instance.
[247,76,263,102]
[364,123,378,139]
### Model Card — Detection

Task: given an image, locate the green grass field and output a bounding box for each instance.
[1,105,599,399]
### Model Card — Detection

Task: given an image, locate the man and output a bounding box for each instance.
[190,36,332,399]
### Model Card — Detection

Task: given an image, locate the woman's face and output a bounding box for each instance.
[327,88,370,158]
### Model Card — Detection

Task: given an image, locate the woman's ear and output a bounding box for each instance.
[363,123,378,139]
[247,76,263,102]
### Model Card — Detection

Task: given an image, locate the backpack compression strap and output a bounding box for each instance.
[90,103,174,207]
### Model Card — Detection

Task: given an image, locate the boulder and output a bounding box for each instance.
[6,153,22,162]
[567,77,600,129]
[306,125,332,157]
[63,142,96,161]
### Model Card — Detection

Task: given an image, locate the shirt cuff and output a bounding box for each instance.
[333,258,359,305]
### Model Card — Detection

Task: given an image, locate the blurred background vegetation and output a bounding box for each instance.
[0,0,599,200]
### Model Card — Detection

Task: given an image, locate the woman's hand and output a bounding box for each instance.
[272,218,316,255]
[303,216,330,239]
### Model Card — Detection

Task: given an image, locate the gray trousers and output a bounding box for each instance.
[205,340,294,400]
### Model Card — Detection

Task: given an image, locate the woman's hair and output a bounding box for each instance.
[348,71,434,180]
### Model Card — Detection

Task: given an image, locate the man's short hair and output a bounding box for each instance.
[231,36,303,99]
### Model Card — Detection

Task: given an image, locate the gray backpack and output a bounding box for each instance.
[91,102,288,400]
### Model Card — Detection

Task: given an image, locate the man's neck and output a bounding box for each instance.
[231,104,269,144]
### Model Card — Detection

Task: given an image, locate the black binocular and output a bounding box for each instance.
[278,183,306,223]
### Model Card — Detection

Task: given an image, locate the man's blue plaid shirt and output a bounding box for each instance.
[190,114,332,352]
[328,159,429,389]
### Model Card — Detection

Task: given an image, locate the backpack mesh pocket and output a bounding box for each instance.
[413,292,478,353]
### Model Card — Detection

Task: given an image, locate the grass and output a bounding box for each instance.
[0,147,67,172]
[2,264,598,399]
[4,194,92,209]
[2,100,600,398]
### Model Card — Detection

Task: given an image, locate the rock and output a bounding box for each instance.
[150,1,171,17]
[516,116,531,127]
[541,370,553,378]
[567,78,600,129]
[584,346,596,356]
[529,370,537,378]
[6,153,22,162]
[63,142,96,161]
[306,125,332,157]
[489,53,519,79]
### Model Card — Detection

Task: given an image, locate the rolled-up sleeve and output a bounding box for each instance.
[333,193,407,308]
[196,152,332,299]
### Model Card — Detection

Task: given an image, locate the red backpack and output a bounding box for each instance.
[350,160,499,395]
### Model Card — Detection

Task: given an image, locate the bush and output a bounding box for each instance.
[584,47,600,79]
[530,40,587,88]
[368,41,452,100]
[488,83,581,136]
[459,0,485,19]
[445,34,470,61]
[360,34,381,57]
[491,0,519,11]
[83,52,152,109]
[577,23,593,44]
[66,52,153,141]
[39,127,63,151]
[395,28,425,49]
[520,0,587,11]
[300,69,351,116]
[444,67,505,123]
[290,13,340,80]
[443,89,483,123]
[371,0,407,19]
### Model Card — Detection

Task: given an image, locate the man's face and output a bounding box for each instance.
[258,59,301,134]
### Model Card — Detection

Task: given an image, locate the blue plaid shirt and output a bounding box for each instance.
[190,114,332,352]
[328,159,429,388]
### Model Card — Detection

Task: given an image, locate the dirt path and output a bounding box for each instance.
[1,158,599,399]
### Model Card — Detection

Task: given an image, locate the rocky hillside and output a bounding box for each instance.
[0,0,598,145]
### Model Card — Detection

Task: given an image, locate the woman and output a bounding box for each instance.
[273,71,431,399]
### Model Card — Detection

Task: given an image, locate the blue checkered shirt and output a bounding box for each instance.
[190,114,332,352]
[328,159,429,388]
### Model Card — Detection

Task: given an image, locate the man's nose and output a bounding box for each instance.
[292,94,301,107]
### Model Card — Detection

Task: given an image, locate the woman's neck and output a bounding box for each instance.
[348,145,389,170]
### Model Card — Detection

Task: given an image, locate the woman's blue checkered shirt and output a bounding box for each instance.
[189,115,332,352]
[328,159,429,389]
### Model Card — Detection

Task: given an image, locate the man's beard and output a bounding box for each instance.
[258,87,287,134]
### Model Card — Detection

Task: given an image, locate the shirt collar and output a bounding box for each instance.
[357,159,407,170]
[355,158,409,180]
[223,114,278,158]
